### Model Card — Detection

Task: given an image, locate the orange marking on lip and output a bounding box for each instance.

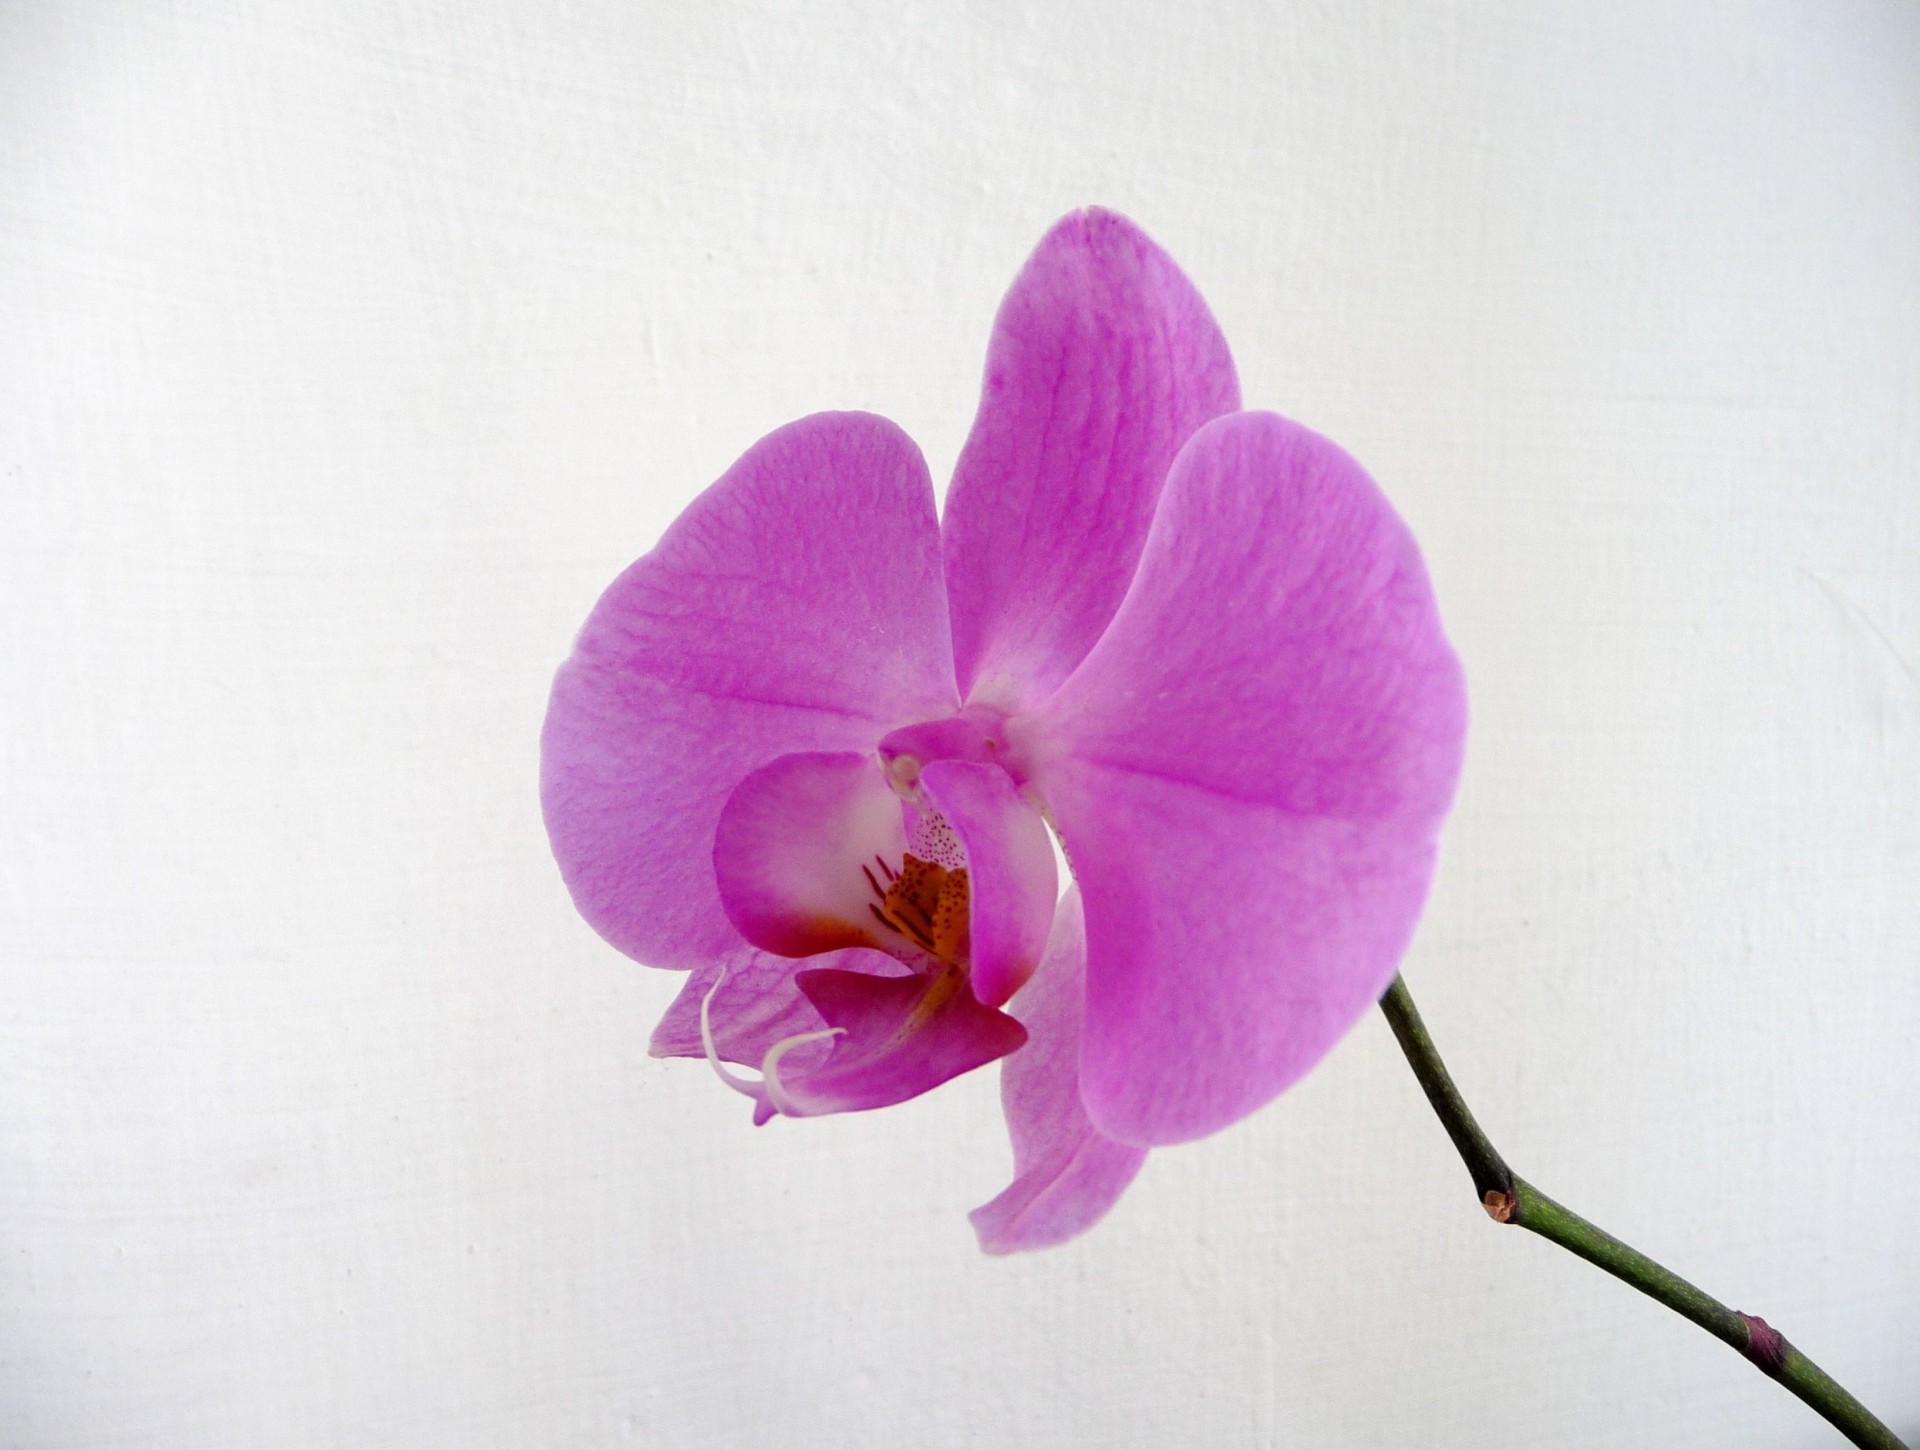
[866,854,970,966]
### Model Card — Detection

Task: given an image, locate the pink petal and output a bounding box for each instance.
[943,208,1240,712]
[916,760,1057,1008]
[646,944,908,1069]
[767,967,1027,1117]
[971,889,1148,1254]
[1022,411,1469,1146]
[713,752,909,959]
[541,413,958,969]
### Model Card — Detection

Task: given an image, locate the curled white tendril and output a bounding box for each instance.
[699,964,843,1119]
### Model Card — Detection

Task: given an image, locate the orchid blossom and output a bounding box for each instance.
[541,208,1467,1253]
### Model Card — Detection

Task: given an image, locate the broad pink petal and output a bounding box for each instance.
[916,760,1057,1008]
[943,208,1240,712]
[971,889,1148,1254]
[542,413,958,969]
[766,968,1027,1117]
[1022,411,1469,1146]
[713,753,909,958]
[646,944,908,1069]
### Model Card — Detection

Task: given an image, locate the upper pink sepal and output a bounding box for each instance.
[1023,410,1469,1146]
[915,760,1056,1008]
[943,208,1240,711]
[762,968,1028,1117]
[971,890,1148,1254]
[541,412,956,970]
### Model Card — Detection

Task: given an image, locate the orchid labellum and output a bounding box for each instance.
[541,209,1467,1252]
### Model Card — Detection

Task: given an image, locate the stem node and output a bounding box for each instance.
[1378,973,1906,1450]
[1738,1313,1791,1380]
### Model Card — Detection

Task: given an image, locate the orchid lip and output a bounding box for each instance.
[698,962,845,1118]
[698,958,1024,1122]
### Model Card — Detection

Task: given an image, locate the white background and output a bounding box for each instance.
[4,3,1916,1446]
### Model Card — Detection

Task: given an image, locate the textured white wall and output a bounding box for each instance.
[3,2,1916,1446]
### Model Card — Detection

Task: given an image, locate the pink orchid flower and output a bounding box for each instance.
[542,209,1467,1253]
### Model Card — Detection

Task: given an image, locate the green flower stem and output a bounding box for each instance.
[1379,974,1907,1450]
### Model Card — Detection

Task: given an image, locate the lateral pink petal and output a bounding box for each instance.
[971,889,1148,1254]
[767,968,1027,1117]
[713,752,909,959]
[916,760,1057,1008]
[943,208,1240,711]
[1025,411,1469,1146]
[541,413,957,970]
